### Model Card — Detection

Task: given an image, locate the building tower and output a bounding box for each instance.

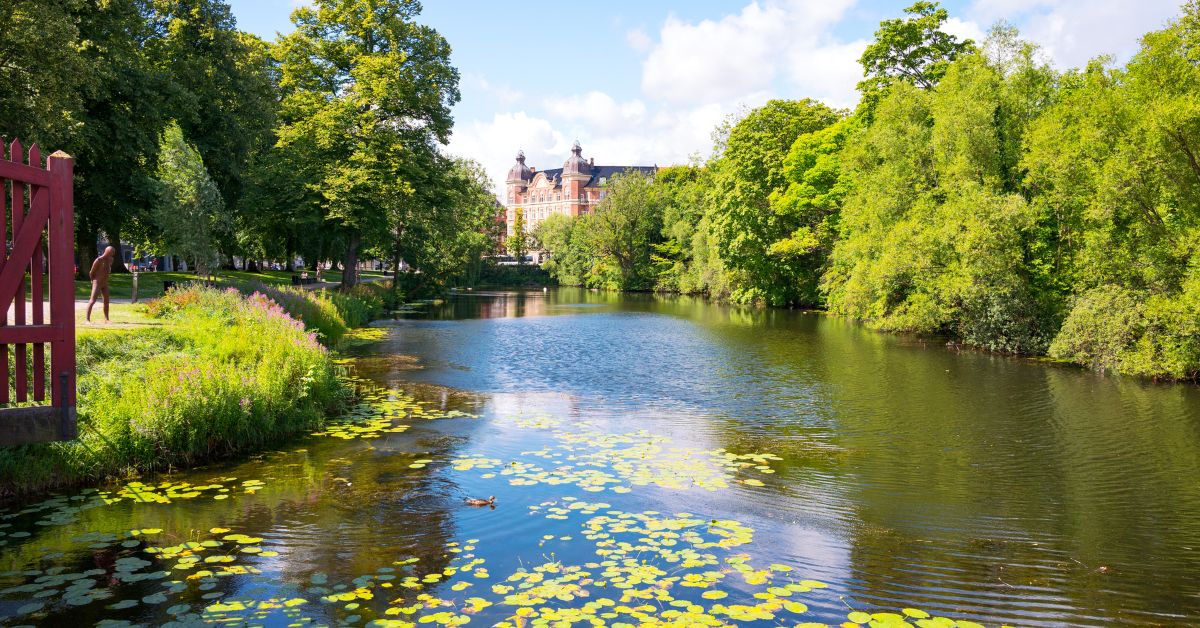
[561,140,591,214]
[504,150,533,236]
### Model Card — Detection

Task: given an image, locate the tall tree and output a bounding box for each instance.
[858,1,975,105]
[708,99,843,305]
[148,122,229,274]
[585,171,663,289]
[507,207,530,265]
[148,1,278,266]
[0,1,91,145]
[272,0,459,289]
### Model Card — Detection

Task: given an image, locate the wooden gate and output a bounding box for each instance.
[0,139,76,445]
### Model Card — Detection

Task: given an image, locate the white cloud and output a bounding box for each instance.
[625,28,652,53]
[783,39,868,109]
[641,0,860,107]
[446,112,566,199]
[543,92,648,134]
[964,0,1180,68]
[943,17,987,46]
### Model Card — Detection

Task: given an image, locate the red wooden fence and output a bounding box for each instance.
[0,139,76,445]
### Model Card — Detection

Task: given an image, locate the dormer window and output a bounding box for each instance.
[599,177,607,186]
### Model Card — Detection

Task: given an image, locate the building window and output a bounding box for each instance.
[599,177,607,186]
[600,191,607,200]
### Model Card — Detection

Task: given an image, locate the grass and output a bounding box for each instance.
[0,283,391,498]
[71,269,391,300]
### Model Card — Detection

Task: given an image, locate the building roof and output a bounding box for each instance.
[506,150,533,182]
[563,140,589,175]
[510,142,657,192]
[524,165,656,190]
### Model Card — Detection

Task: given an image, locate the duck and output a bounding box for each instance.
[464,496,495,507]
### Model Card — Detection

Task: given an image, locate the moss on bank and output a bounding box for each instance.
[0,283,391,498]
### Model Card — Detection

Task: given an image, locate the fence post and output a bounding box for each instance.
[47,151,76,439]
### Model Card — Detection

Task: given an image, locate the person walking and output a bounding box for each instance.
[87,246,116,322]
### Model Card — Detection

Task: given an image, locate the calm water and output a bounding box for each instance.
[1,288,1199,626]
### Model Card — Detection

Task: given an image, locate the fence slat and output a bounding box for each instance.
[10,140,26,403]
[0,148,7,405]
[30,146,45,402]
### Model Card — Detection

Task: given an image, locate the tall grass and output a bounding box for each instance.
[0,287,344,497]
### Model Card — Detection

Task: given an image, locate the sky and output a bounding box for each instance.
[226,0,1185,194]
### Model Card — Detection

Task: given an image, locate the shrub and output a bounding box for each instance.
[0,287,343,496]
[1049,284,1200,380]
[242,284,349,345]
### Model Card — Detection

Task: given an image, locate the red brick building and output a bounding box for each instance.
[503,141,656,238]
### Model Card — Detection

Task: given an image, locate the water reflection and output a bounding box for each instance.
[0,289,1197,626]
[391,289,1200,625]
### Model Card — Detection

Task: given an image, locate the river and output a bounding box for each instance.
[0,288,1198,626]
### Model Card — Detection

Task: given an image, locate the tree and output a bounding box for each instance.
[1025,3,1200,378]
[858,2,975,102]
[389,157,501,293]
[765,116,860,304]
[827,28,1058,354]
[507,207,530,265]
[585,171,663,289]
[0,1,91,146]
[272,0,460,289]
[707,99,843,304]
[148,122,229,275]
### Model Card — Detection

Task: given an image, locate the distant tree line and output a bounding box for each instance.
[0,0,500,290]
[533,1,1200,380]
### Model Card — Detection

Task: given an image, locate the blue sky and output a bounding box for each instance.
[227,0,1184,192]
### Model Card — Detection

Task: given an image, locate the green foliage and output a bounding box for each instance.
[270,0,460,288]
[857,1,976,99]
[1050,281,1200,380]
[0,287,343,495]
[148,122,230,274]
[826,41,1059,355]
[0,1,91,143]
[710,100,845,305]
[507,207,532,264]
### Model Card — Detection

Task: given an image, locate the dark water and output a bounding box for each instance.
[1,288,1198,627]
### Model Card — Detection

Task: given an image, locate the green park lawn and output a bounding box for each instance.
[71,269,391,300]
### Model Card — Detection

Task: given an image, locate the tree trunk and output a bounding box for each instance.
[247,259,259,272]
[341,231,361,290]
[76,226,98,281]
[285,236,296,272]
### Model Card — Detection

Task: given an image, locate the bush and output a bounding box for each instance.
[346,280,400,312]
[1049,285,1200,380]
[0,287,343,496]
[242,284,348,344]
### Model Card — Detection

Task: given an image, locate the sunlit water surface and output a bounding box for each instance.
[1,288,1198,627]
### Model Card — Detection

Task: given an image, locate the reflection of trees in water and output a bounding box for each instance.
[827,325,1200,623]
[553,290,1200,623]
[0,381,481,624]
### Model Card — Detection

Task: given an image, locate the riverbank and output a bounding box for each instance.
[0,282,396,498]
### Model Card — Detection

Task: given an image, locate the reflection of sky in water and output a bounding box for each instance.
[2,289,1199,626]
